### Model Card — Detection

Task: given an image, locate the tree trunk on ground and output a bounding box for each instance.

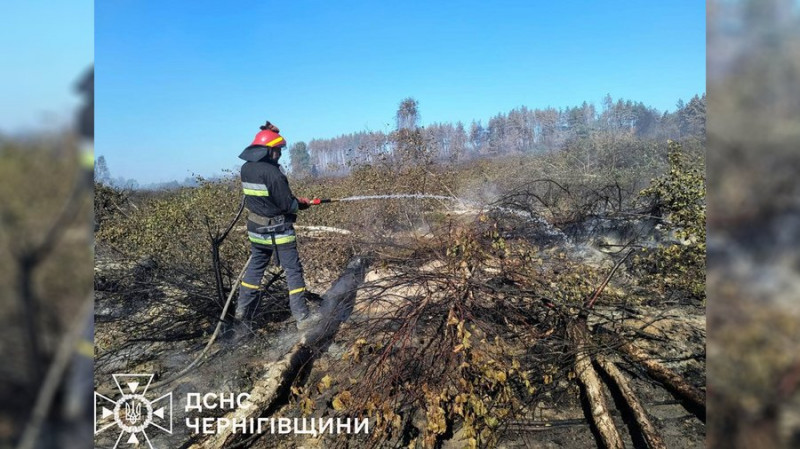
[188,343,305,449]
[568,319,625,449]
[596,355,667,449]
[618,341,705,412]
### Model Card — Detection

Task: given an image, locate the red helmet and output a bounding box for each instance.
[251,129,286,148]
[251,122,286,148]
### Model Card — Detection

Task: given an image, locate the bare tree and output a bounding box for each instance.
[396,97,419,131]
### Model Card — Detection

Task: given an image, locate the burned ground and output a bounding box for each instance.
[94,141,706,448]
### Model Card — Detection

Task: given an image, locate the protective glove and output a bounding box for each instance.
[297,197,311,210]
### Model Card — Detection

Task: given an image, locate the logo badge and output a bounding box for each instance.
[95,374,172,448]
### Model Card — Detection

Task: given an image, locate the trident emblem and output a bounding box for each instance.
[125,401,142,423]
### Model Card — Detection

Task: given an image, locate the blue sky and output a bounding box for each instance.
[0,1,93,133]
[95,1,705,184]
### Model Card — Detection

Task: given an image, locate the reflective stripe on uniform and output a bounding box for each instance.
[241,281,260,289]
[243,189,269,196]
[76,339,94,358]
[289,287,306,295]
[248,231,296,245]
[242,182,269,197]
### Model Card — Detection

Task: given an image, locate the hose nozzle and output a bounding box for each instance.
[310,198,337,205]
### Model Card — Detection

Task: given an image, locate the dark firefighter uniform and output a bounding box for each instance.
[237,122,312,327]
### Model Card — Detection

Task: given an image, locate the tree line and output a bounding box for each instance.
[289,94,705,177]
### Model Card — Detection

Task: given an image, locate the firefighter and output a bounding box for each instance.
[236,121,320,335]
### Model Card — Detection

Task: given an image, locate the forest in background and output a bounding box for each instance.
[296,94,705,177]
[93,94,705,188]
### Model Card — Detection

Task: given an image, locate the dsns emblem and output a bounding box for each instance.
[94,374,172,448]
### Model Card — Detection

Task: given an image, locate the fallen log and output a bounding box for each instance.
[596,355,667,449]
[186,256,369,448]
[567,320,625,449]
[187,343,309,449]
[618,341,705,413]
[561,252,633,449]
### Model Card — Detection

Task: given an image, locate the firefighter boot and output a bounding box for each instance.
[231,309,256,343]
[296,310,322,331]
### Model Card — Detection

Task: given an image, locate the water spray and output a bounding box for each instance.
[305,194,566,239]
[308,194,456,205]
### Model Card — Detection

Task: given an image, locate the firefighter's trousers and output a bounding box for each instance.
[237,233,309,324]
